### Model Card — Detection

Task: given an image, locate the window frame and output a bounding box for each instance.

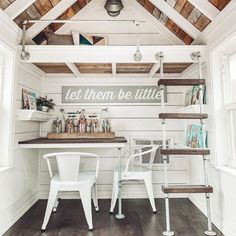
[223,54,236,167]
[0,41,16,168]
[209,31,236,170]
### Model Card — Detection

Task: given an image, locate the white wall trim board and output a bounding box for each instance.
[4,0,36,20]
[187,0,219,21]
[149,0,200,39]
[0,192,38,235]
[20,45,207,63]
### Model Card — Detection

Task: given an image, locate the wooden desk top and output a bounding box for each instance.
[19,137,127,145]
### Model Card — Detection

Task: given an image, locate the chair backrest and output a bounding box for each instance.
[136,145,159,169]
[43,152,99,182]
[124,145,159,173]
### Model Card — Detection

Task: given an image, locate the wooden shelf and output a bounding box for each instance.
[158,79,205,86]
[162,185,213,194]
[16,109,52,122]
[160,148,210,156]
[159,113,208,120]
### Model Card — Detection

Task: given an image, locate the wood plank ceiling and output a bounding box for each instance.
[34,62,192,74]
[136,0,230,44]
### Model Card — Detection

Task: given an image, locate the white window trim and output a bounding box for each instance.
[209,31,236,170]
[0,40,16,168]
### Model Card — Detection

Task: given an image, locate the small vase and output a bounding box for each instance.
[42,106,49,112]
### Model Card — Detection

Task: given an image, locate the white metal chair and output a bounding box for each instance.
[41,152,100,231]
[110,145,159,214]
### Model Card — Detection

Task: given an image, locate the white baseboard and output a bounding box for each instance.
[189,195,235,236]
[0,192,39,235]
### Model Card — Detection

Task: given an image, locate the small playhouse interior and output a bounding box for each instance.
[0,0,236,235]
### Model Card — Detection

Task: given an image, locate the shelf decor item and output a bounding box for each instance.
[48,108,114,139]
[36,96,55,112]
[184,85,206,106]
[22,89,36,110]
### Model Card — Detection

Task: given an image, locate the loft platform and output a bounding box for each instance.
[19,45,207,64]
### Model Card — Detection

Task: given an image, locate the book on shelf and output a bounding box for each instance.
[184,85,206,106]
[186,124,208,148]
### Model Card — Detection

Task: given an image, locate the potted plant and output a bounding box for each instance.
[36,96,55,112]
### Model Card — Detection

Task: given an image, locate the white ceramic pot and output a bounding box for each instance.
[41,106,49,112]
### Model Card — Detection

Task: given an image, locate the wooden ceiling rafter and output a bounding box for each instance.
[149,0,201,39]
[27,0,79,39]
[4,0,36,20]
[187,0,219,21]
[33,0,90,44]
[137,0,194,44]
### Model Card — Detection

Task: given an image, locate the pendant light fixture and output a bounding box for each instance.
[104,0,124,17]
[133,21,142,62]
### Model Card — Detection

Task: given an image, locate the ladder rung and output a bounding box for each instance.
[160,148,210,156]
[158,79,205,86]
[159,113,208,119]
[162,185,213,194]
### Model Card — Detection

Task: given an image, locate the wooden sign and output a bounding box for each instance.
[62,86,167,104]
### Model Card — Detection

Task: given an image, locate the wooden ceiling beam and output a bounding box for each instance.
[188,0,219,21]
[65,62,80,77]
[149,0,201,39]
[26,0,78,39]
[20,45,207,63]
[4,0,36,20]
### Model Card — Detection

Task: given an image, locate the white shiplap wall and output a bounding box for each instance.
[39,76,188,199]
[0,63,42,235]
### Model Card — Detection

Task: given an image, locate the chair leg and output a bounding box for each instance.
[144,175,157,213]
[80,186,93,230]
[92,184,99,212]
[41,185,58,231]
[110,173,119,214]
[52,198,59,213]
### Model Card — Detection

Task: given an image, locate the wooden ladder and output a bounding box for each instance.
[157,52,216,236]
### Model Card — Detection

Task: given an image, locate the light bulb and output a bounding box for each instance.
[133,50,142,62]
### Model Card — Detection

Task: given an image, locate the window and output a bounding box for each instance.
[223,52,236,168]
[132,138,173,166]
[0,42,16,168]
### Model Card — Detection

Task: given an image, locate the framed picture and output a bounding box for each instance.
[22,89,36,110]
